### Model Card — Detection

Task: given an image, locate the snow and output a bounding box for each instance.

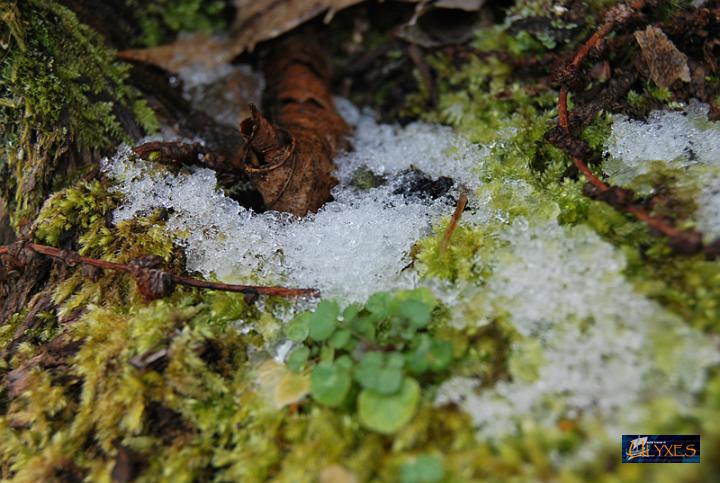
[177,62,264,128]
[698,173,720,240]
[605,100,720,181]
[102,100,488,302]
[604,100,720,239]
[103,93,720,443]
[436,218,720,439]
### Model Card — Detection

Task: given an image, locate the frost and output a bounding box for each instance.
[334,100,487,191]
[605,100,720,181]
[103,101,488,302]
[177,62,264,127]
[697,173,720,239]
[604,100,720,239]
[436,218,720,439]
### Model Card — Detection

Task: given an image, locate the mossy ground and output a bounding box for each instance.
[2,1,720,482]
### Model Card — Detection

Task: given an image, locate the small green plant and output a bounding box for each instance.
[284,289,453,434]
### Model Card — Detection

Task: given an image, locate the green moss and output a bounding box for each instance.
[3,1,720,480]
[0,0,157,229]
[129,0,230,47]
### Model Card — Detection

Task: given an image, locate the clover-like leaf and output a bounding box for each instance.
[309,300,340,341]
[357,377,420,434]
[310,361,351,407]
[342,304,361,323]
[355,351,403,395]
[366,292,391,319]
[330,329,352,349]
[286,345,310,373]
[351,316,376,340]
[285,313,310,341]
[427,339,453,372]
[397,299,431,328]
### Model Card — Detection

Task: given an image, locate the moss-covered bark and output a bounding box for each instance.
[0,0,158,231]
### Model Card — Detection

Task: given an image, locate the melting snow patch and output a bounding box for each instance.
[436,218,720,439]
[604,100,720,240]
[103,101,488,302]
[605,100,720,180]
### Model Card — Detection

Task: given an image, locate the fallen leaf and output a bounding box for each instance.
[118,32,231,72]
[275,371,310,407]
[256,359,310,408]
[230,0,366,54]
[240,40,351,215]
[635,26,690,88]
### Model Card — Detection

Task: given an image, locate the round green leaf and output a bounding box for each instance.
[357,377,420,434]
[286,345,310,373]
[354,352,403,395]
[374,367,404,395]
[386,352,405,369]
[366,292,391,319]
[398,299,431,328]
[406,334,433,374]
[399,455,445,483]
[342,304,361,323]
[309,301,340,341]
[285,313,310,341]
[330,329,352,349]
[428,339,453,372]
[310,362,351,407]
[352,316,376,340]
[334,354,354,371]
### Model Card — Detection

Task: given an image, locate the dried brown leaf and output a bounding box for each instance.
[230,0,366,54]
[128,257,176,302]
[118,32,232,72]
[635,26,690,88]
[239,41,350,216]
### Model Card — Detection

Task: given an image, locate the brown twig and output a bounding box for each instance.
[554,0,709,256]
[0,242,318,300]
[440,188,468,253]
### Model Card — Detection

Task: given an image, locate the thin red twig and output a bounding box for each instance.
[556,0,694,244]
[0,242,318,298]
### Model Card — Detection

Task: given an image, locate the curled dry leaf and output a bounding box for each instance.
[635,25,690,88]
[128,256,176,303]
[240,41,351,215]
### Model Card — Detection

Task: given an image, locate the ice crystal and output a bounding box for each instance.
[605,100,720,239]
[103,101,488,302]
[436,218,720,439]
[605,100,720,182]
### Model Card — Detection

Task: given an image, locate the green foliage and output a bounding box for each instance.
[399,454,445,483]
[310,361,352,407]
[357,377,420,434]
[0,0,157,228]
[129,0,230,47]
[308,300,340,341]
[285,289,453,434]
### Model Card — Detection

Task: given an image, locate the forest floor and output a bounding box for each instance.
[1,1,720,481]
